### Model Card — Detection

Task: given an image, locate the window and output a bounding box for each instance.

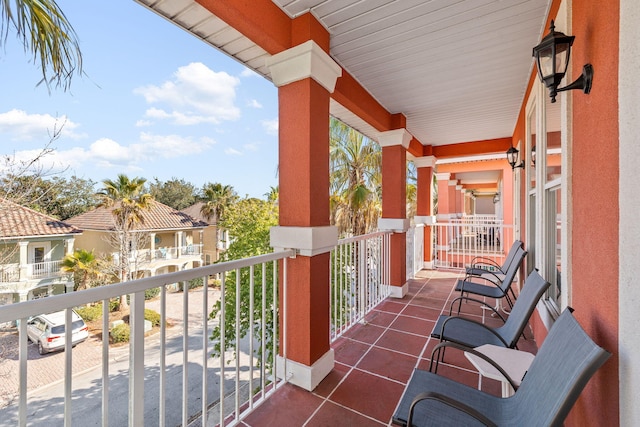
[525,71,565,318]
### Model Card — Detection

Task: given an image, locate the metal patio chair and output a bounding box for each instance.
[392,308,611,427]
[430,269,550,370]
[465,239,523,283]
[455,244,527,311]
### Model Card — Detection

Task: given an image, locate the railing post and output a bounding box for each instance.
[129,291,145,427]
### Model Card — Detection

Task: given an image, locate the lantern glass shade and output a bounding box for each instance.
[532,20,575,101]
[507,146,519,167]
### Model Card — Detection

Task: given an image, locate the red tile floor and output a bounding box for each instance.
[240,269,538,426]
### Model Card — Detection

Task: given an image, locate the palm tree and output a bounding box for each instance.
[1,0,83,90]
[265,186,279,204]
[97,174,153,230]
[329,117,382,236]
[62,249,101,291]
[97,174,153,307]
[200,183,237,223]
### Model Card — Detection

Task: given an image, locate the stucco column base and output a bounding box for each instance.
[388,282,408,298]
[276,348,334,391]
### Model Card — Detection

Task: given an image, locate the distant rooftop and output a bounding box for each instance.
[180,202,215,225]
[0,200,81,238]
[67,201,208,232]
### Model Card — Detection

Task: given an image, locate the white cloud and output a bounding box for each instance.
[247,99,263,109]
[0,109,85,141]
[261,118,278,136]
[224,147,243,156]
[240,68,259,78]
[6,133,217,173]
[134,62,241,125]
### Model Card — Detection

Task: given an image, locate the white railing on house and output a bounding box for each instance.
[432,218,514,270]
[329,231,392,342]
[0,261,63,282]
[0,263,20,282]
[26,260,63,279]
[0,249,295,427]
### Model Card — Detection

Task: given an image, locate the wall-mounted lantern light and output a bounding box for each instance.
[532,20,593,103]
[506,146,525,170]
[531,145,537,166]
[493,193,500,204]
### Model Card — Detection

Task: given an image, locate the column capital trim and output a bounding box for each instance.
[266,40,342,92]
[270,225,338,256]
[435,172,451,181]
[377,218,410,233]
[378,129,412,148]
[414,215,436,225]
[414,156,436,168]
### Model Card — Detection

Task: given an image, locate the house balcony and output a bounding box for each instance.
[0,260,65,283]
[0,230,525,426]
[111,244,204,273]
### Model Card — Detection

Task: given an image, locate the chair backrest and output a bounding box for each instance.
[497,269,550,347]
[497,246,527,292]
[511,309,611,426]
[500,240,524,271]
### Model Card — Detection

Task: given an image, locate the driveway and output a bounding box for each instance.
[0,286,220,409]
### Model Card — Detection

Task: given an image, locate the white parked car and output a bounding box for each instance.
[26,310,89,355]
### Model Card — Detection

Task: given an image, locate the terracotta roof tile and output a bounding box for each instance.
[0,200,82,238]
[67,201,208,231]
[180,202,213,225]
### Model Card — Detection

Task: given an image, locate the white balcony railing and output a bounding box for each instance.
[432,218,514,270]
[0,249,295,427]
[0,261,63,282]
[27,260,63,279]
[329,231,392,342]
[0,232,393,426]
[0,264,20,282]
[407,223,425,279]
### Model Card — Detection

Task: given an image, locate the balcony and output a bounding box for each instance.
[0,260,64,283]
[0,232,530,426]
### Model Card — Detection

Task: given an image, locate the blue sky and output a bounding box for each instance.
[0,0,279,199]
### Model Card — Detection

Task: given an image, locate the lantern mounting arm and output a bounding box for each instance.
[555,64,593,94]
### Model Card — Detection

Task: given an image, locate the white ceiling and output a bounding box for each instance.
[135,0,551,150]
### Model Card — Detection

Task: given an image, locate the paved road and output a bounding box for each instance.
[0,286,254,426]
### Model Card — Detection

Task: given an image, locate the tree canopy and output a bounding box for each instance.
[200,182,238,224]
[148,177,196,210]
[0,174,97,219]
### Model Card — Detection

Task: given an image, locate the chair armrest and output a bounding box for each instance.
[469,257,503,272]
[407,391,498,427]
[459,274,505,293]
[448,296,507,323]
[439,316,509,346]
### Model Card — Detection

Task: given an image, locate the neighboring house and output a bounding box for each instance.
[66,201,207,279]
[180,202,229,265]
[0,201,81,305]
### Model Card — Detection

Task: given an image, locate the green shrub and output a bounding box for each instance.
[109,298,121,312]
[144,308,161,327]
[144,287,161,300]
[111,323,130,343]
[75,304,103,322]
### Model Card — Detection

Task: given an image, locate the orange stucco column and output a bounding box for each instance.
[377,129,411,298]
[267,40,342,391]
[415,156,436,268]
